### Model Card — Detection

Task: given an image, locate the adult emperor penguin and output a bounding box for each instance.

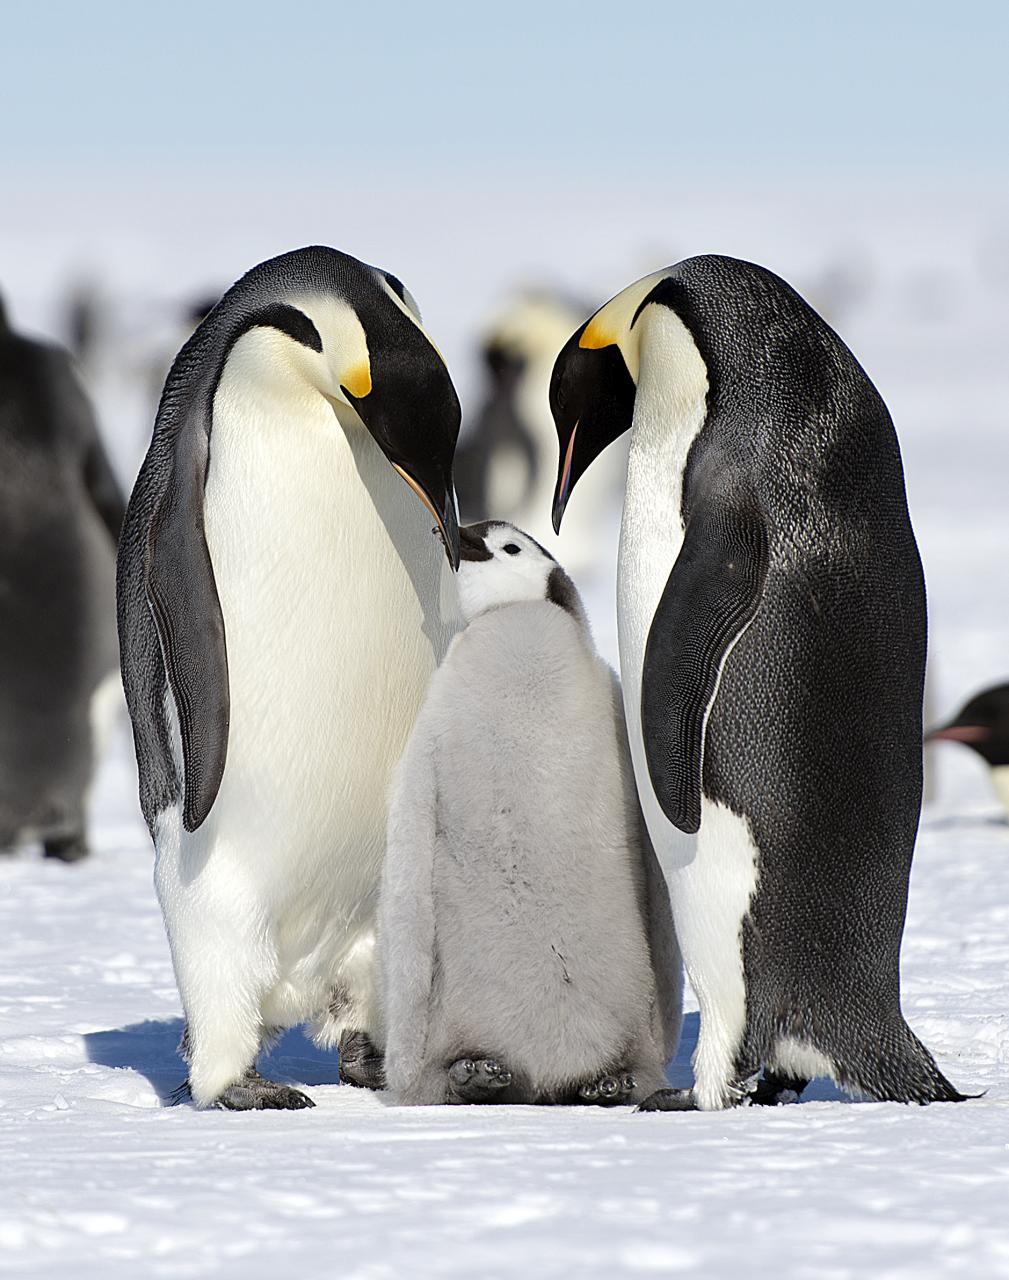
[117,247,462,1110]
[378,521,681,1105]
[927,683,1009,818]
[454,291,625,575]
[0,292,125,861]
[550,256,965,1110]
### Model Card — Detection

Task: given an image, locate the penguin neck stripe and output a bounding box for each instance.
[208,304,323,424]
[238,304,322,354]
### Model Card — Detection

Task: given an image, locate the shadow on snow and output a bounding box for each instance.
[83,1019,342,1103]
[82,1008,846,1106]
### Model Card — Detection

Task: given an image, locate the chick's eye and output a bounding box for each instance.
[503,543,521,556]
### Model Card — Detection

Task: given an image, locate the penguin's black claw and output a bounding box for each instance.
[578,1072,635,1105]
[447,1057,512,1102]
[213,1069,315,1111]
[637,1087,698,1113]
[167,1079,192,1106]
[43,834,89,863]
[338,1030,386,1090]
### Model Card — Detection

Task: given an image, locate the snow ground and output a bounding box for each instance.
[2,743,1008,1279]
[2,189,1009,1277]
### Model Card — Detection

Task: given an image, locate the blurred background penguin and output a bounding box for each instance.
[455,289,628,577]
[0,290,125,861]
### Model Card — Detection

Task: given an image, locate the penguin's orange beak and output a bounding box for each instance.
[391,465,461,570]
[925,724,991,745]
[552,420,579,533]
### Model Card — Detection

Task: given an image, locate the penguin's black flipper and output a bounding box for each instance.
[641,496,769,834]
[146,427,229,834]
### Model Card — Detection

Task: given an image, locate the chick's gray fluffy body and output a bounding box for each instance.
[379,527,681,1105]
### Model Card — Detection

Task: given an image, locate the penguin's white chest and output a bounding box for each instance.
[615,311,764,1106]
[616,326,707,874]
[992,766,1009,819]
[165,367,457,970]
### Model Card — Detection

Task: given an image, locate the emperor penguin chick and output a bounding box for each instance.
[378,521,682,1106]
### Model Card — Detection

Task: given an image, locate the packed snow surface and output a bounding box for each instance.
[3,748,1008,1279]
[2,189,1008,1276]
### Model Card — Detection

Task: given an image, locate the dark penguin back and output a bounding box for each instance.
[0,320,124,845]
[658,257,956,1100]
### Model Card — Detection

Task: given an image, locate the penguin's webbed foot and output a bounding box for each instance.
[447,1057,512,1103]
[637,1087,698,1113]
[43,833,89,863]
[578,1072,636,1105]
[213,1069,315,1111]
[338,1030,385,1090]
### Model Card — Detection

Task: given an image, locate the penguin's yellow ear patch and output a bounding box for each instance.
[341,362,372,399]
[579,317,616,350]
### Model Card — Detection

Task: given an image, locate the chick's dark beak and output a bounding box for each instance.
[459,525,493,562]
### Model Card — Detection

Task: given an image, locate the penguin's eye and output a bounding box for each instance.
[503,543,521,556]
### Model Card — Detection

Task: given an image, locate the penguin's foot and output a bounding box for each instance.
[213,1069,315,1111]
[447,1058,512,1103]
[43,834,89,863]
[637,1087,698,1113]
[750,1072,808,1106]
[578,1072,636,1105]
[339,1030,385,1090]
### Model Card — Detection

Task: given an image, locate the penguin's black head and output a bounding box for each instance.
[550,269,700,533]
[926,682,1009,766]
[230,251,462,569]
[483,339,526,388]
[338,308,462,571]
[550,325,636,533]
[481,291,588,392]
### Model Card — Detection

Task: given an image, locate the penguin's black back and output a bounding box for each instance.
[663,257,955,1101]
[0,316,124,846]
[454,342,538,521]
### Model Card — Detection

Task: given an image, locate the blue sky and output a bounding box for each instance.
[2,0,1006,183]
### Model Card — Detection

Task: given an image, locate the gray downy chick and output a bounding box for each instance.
[378,520,682,1105]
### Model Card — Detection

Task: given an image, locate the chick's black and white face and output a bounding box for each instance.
[457,522,559,623]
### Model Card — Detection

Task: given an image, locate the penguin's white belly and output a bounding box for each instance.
[617,386,695,876]
[158,384,456,1024]
[618,314,760,1105]
[992,766,1009,819]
